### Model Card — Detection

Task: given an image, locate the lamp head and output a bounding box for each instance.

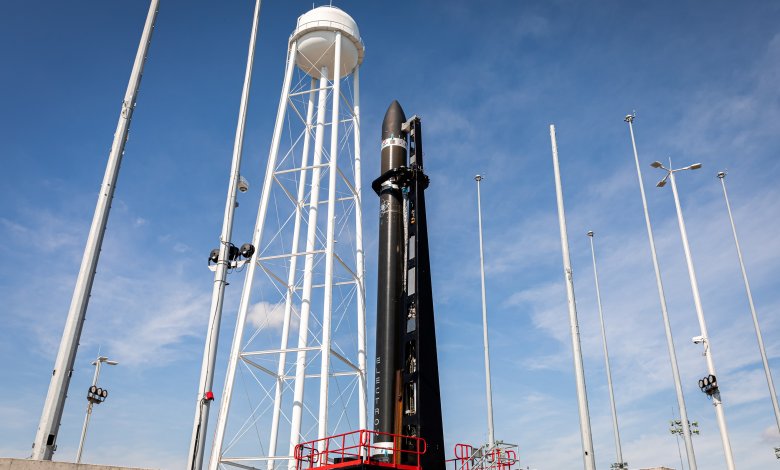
[587,231,594,237]
[656,178,668,188]
[650,161,663,169]
[239,243,255,259]
[687,163,703,170]
[717,171,726,179]
[93,356,118,365]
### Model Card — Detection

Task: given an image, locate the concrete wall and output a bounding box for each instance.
[0,459,155,470]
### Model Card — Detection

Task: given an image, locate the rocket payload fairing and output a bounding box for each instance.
[372,101,445,470]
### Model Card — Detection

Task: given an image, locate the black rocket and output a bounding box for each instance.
[372,101,445,470]
[373,101,406,448]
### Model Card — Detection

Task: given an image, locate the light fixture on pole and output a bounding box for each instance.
[76,356,118,464]
[670,418,700,436]
[717,170,780,458]
[474,174,495,448]
[624,114,697,470]
[586,231,626,470]
[670,416,700,470]
[652,159,735,470]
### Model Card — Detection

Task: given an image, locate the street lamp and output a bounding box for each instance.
[717,171,780,458]
[586,231,626,470]
[652,159,735,470]
[670,418,700,436]
[76,356,118,463]
[669,417,700,470]
[624,114,697,470]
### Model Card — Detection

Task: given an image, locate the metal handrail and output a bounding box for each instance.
[295,430,426,470]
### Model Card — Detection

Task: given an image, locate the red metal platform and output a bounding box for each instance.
[295,430,426,470]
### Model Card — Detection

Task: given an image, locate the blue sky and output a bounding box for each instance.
[2,1,780,469]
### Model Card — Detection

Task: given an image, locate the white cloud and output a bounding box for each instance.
[761,425,780,444]
[248,300,299,331]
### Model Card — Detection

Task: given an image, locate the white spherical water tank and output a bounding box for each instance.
[291,6,364,80]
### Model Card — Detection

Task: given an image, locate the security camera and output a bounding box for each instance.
[692,335,706,344]
[238,175,249,193]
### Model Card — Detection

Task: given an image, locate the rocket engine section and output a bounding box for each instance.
[372,101,445,470]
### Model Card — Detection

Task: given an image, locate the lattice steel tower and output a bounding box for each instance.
[208,7,367,470]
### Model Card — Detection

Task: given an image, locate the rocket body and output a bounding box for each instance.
[374,101,407,450]
[371,101,445,470]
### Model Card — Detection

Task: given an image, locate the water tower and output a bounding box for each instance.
[207,7,367,470]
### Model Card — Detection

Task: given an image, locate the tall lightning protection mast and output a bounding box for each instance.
[717,171,780,458]
[549,125,596,470]
[444,175,519,470]
[624,114,697,470]
[31,1,159,459]
[207,7,367,470]
[187,1,262,469]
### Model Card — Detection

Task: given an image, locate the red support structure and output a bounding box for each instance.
[295,430,427,470]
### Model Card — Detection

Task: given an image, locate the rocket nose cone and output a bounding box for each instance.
[382,100,406,140]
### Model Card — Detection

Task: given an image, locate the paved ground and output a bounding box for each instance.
[0,459,155,470]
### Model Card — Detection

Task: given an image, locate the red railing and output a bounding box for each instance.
[449,444,473,470]
[295,430,427,470]
[447,443,518,470]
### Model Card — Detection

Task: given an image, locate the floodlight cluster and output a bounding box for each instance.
[208,242,255,266]
[87,385,109,404]
[698,374,719,397]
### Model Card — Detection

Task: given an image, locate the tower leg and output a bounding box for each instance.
[352,67,368,436]
[317,32,343,449]
[267,76,318,470]
[287,66,331,467]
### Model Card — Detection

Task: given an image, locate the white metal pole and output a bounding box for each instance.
[208,41,299,470]
[75,403,93,464]
[75,361,102,463]
[549,125,596,470]
[586,232,624,468]
[625,115,697,470]
[475,175,495,448]
[352,67,368,433]
[318,33,343,448]
[188,2,262,468]
[32,1,159,459]
[266,77,317,470]
[718,171,780,437]
[668,166,735,470]
[287,67,330,467]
